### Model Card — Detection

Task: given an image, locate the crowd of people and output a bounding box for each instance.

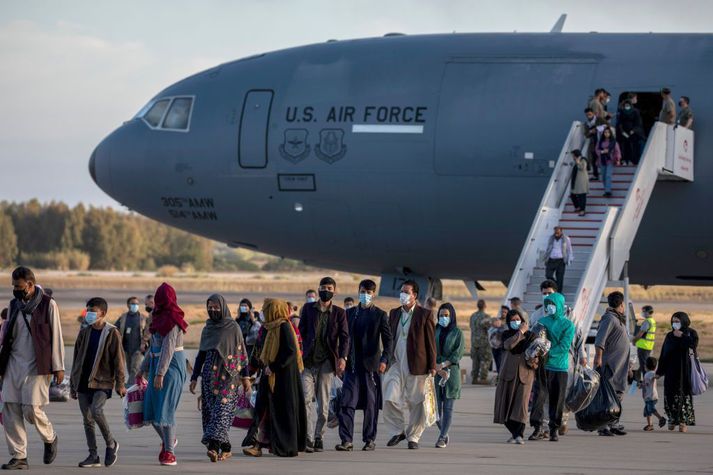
[0,266,702,468]
[576,87,694,215]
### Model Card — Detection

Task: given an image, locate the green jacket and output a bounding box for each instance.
[539,293,575,372]
[435,326,465,399]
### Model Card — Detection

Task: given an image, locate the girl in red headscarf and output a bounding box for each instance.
[137,283,188,466]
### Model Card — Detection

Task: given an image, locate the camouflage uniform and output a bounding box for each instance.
[469,311,493,383]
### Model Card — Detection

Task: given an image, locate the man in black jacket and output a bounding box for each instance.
[298,277,349,452]
[335,280,393,452]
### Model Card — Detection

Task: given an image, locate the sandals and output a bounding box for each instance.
[643,425,654,432]
[679,424,688,433]
[668,424,676,431]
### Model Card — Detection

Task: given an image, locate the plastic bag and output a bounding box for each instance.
[690,352,709,396]
[574,376,621,432]
[123,382,148,430]
[566,366,601,413]
[424,376,438,427]
[327,377,343,429]
[232,387,255,429]
[525,337,551,369]
[49,376,71,402]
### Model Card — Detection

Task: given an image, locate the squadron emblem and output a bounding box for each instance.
[279,128,310,164]
[315,128,347,164]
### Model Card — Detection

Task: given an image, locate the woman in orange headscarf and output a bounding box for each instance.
[243,299,306,457]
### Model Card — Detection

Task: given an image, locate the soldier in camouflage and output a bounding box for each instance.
[469,300,492,384]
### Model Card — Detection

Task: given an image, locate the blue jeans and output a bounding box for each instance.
[600,162,614,194]
[436,386,455,440]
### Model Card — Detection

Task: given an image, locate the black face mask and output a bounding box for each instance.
[319,290,334,303]
[145,306,153,313]
[13,288,29,301]
[208,310,222,322]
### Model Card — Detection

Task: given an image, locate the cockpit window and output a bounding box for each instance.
[162,97,193,130]
[143,99,170,127]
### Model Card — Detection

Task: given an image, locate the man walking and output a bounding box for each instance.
[528,279,557,440]
[594,291,631,437]
[544,227,573,294]
[114,296,147,384]
[469,299,492,384]
[298,277,349,453]
[336,279,392,452]
[383,280,436,450]
[0,267,64,470]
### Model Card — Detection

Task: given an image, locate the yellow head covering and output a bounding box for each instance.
[260,298,304,391]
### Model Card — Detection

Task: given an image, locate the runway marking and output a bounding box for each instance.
[351,124,424,134]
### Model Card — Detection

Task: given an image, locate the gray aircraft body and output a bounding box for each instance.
[90,32,713,293]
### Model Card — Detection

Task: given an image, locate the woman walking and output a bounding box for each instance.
[243,299,306,457]
[434,303,465,448]
[571,149,590,216]
[190,294,249,462]
[494,309,536,444]
[595,126,622,197]
[138,283,188,466]
[656,312,699,432]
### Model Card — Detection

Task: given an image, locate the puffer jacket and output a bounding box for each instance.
[539,293,575,372]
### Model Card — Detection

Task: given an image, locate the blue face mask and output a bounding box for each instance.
[359,293,373,306]
[85,311,98,325]
[510,320,521,330]
[438,316,450,327]
[129,303,139,314]
[545,304,557,316]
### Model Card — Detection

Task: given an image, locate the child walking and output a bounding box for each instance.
[70,297,127,467]
[642,356,667,431]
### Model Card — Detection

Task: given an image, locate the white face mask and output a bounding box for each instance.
[306,297,316,304]
[545,304,557,316]
[399,292,412,306]
[672,322,681,331]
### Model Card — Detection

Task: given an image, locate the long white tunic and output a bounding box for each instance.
[1,299,65,405]
[383,308,426,405]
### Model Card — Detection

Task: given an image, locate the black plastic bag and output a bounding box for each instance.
[566,367,600,413]
[575,375,621,432]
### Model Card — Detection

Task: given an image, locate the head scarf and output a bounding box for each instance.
[671,311,691,331]
[149,283,188,336]
[200,294,244,360]
[437,303,457,350]
[502,309,535,354]
[260,298,304,392]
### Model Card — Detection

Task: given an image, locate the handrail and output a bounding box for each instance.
[504,121,585,303]
[570,207,619,332]
[608,122,669,281]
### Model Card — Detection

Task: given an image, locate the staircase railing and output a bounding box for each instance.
[504,121,585,303]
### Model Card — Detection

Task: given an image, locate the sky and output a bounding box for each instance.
[1,0,712,208]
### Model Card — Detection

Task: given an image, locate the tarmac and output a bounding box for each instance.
[4,350,712,474]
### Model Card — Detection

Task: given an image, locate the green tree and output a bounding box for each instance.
[0,210,18,267]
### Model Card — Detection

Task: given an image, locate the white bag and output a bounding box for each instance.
[424,376,438,427]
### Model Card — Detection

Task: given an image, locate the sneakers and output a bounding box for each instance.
[435,437,447,448]
[506,437,516,444]
[528,428,545,441]
[105,442,119,467]
[387,433,406,447]
[515,437,525,445]
[549,430,559,442]
[313,438,324,452]
[43,435,58,464]
[362,441,375,451]
[610,427,627,436]
[305,440,315,453]
[1,458,28,470]
[160,451,177,466]
[598,429,614,436]
[335,442,353,452]
[407,441,419,450]
[78,454,101,468]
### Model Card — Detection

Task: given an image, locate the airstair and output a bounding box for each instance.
[505,121,694,335]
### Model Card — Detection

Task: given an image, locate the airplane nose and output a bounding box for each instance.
[88,148,98,186]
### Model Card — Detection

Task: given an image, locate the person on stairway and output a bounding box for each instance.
[543,227,573,294]
[583,107,607,181]
[595,127,621,197]
[616,100,645,166]
[571,149,589,216]
[677,96,694,130]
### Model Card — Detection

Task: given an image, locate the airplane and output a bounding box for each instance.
[89,25,712,311]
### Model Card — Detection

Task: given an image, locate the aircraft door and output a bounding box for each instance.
[238,90,274,168]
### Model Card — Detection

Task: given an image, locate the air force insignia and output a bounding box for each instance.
[315,128,347,164]
[279,128,310,164]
